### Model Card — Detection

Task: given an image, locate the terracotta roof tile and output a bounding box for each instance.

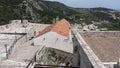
[51,19,70,38]
[36,19,70,38]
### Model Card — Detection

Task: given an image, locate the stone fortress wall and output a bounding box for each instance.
[75,31,120,68]
[72,31,105,68]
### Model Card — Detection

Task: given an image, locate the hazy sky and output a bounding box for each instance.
[48,0,120,10]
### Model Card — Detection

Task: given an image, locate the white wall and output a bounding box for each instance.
[34,31,73,53]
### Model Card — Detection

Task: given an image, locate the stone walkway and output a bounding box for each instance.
[9,39,42,62]
[0,39,43,68]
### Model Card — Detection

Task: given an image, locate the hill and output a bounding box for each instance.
[0,0,120,30]
[88,7,120,30]
[0,0,84,24]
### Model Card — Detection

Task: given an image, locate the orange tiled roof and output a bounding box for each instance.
[51,19,70,38]
[36,19,70,38]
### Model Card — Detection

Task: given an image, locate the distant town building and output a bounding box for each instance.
[10,20,21,24]
[100,28,108,31]
[82,24,99,31]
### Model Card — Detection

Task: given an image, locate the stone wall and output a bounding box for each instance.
[72,31,105,68]
[72,34,93,68]
[36,47,72,65]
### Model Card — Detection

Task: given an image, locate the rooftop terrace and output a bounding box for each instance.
[80,31,120,62]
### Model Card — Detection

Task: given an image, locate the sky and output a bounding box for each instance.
[48,0,120,10]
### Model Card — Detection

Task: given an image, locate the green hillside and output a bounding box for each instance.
[0,0,120,30]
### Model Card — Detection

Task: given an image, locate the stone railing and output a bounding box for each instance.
[7,35,24,58]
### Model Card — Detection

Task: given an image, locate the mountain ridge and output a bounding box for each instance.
[0,0,120,30]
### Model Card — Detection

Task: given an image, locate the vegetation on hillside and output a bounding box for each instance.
[0,0,120,30]
[0,0,22,25]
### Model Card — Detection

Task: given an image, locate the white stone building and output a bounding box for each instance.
[34,19,73,53]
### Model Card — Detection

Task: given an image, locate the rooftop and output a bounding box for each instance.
[36,19,70,38]
[79,31,120,62]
